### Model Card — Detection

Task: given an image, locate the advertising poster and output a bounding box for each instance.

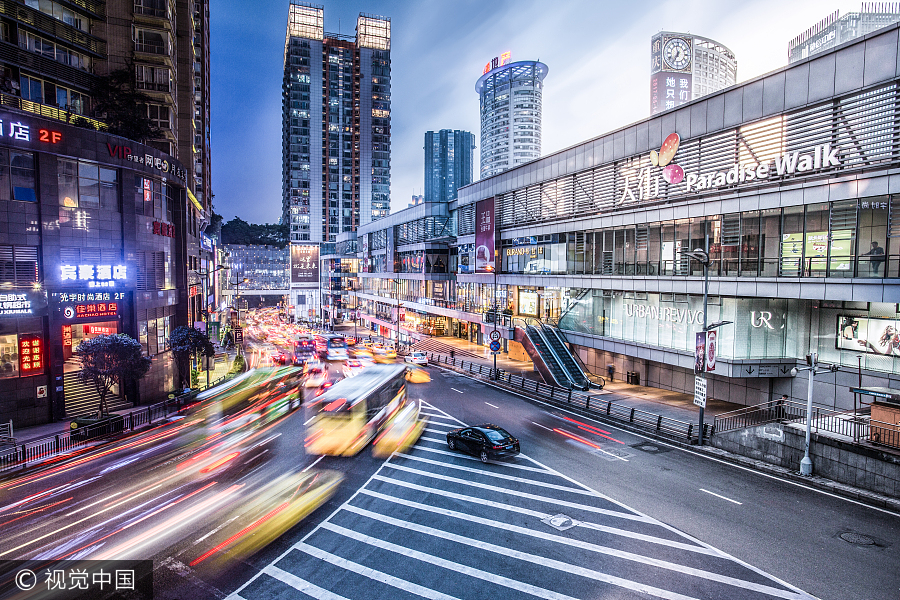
[360,233,370,273]
[290,244,319,283]
[837,315,900,356]
[475,197,495,273]
[695,331,706,374]
[706,330,716,372]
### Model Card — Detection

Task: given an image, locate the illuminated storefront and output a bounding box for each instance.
[0,108,189,426]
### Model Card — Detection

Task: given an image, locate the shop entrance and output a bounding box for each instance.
[61,320,121,417]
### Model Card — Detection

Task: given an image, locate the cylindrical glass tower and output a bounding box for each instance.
[476,60,549,179]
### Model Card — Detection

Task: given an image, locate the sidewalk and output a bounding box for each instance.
[7,349,238,447]
[411,335,741,426]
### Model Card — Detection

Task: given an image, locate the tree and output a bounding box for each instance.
[220,217,288,248]
[77,334,152,416]
[90,65,161,143]
[168,326,215,390]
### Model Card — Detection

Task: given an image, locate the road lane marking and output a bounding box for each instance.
[320,522,591,600]
[450,388,464,393]
[363,480,716,555]
[401,445,551,473]
[323,521,721,600]
[485,402,499,408]
[531,421,553,431]
[388,454,589,493]
[260,565,349,600]
[294,543,461,600]
[700,489,742,505]
[344,498,796,597]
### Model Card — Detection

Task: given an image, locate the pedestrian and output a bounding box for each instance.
[777,394,788,420]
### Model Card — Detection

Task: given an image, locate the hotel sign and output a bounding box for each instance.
[59,264,128,288]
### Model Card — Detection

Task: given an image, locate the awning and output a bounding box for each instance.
[850,387,900,403]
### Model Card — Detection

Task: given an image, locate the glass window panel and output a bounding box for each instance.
[675,219,691,275]
[10,152,35,202]
[0,149,9,201]
[739,211,760,276]
[804,203,829,277]
[858,196,888,278]
[759,209,780,276]
[0,333,17,378]
[780,206,804,276]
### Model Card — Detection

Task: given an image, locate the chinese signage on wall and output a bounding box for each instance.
[0,291,46,317]
[18,335,42,373]
[475,197,496,273]
[107,142,187,182]
[59,264,128,288]
[650,34,693,115]
[153,221,175,237]
[52,291,125,320]
[483,51,511,74]
[290,244,319,283]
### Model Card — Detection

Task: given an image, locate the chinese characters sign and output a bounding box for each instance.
[291,244,319,283]
[0,293,32,316]
[59,264,127,288]
[19,335,42,373]
[483,51,511,74]
[52,291,125,320]
[475,197,496,273]
[108,142,187,181]
[153,221,175,237]
[651,72,692,115]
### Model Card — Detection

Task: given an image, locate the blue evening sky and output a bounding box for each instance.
[211,0,858,223]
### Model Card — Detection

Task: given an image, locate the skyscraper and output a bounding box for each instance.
[650,32,736,115]
[282,1,391,244]
[424,129,475,203]
[476,55,548,179]
[788,3,900,64]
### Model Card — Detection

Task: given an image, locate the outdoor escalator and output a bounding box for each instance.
[517,322,588,391]
[540,324,592,391]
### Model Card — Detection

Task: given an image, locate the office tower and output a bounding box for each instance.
[476,55,548,179]
[425,129,475,203]
[650,32,737,115]
[282,1,391,244]
[410,194,424,207]
[788,3,900,63]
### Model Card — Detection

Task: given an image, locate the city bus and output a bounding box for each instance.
[305,363,421,456]
[315,333,349,361]
[292,335,316,365]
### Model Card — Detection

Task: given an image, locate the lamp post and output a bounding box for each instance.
[791,354,840,476]
[193,265,227,388]
[683,235,731,446]
[229,276,249,356]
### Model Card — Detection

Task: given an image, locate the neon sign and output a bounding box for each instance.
[60,264,127,287]
[483,52,511,74]
[0,293,33,316]
[19,335,43,373]
[153,221,175,237]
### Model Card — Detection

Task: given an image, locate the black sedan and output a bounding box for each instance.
[446,424,520,463]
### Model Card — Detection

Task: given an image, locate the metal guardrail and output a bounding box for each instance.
[426,352,704,442]
[0,372,234,474]
[714,399,872,443]
[870,418,900,449]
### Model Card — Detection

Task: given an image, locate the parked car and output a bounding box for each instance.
[404,351,428,365]
[446,424,520,463]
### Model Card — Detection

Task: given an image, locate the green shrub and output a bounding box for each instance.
[228,355,245,375]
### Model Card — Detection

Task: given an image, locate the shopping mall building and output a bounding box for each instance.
[0,107,197,426]
[356,23,900,410]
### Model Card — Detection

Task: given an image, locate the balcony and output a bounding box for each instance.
[0,92,106,130]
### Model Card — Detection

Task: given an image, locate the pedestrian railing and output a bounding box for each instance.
[0,419,13,446]
[426,352,704,442]
[870,418,900,449]
[714,400,872,443]
[0,372,236,474]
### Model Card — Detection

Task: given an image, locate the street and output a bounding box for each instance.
[1,360,896,599]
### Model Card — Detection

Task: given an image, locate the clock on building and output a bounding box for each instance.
[663,37,692,71]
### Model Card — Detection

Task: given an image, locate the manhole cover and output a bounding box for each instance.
[631,442,672,454]
[541,514,578,531]
[840,532,875,545]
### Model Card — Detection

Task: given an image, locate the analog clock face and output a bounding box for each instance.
[663,38,691,71]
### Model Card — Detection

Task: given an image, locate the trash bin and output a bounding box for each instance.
[626,371,640,385]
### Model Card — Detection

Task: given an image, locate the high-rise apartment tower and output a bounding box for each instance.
[788,3,900,63]
[650,32,736,115]
[424,129,474,203]
[476,56,547,179]
[282,1,391,244]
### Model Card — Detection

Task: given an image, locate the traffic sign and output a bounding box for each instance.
[489,340,501,352]
[693,375,707,408]
[489,330,501,342]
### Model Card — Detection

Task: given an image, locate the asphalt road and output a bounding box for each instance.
[2,357,896,600]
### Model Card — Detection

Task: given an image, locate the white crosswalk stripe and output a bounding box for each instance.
[229,401,816,600]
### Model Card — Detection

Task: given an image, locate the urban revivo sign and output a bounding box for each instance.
[619,132,843,205]
[624,302,704,325]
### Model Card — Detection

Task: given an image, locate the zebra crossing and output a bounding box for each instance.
[226,403,815,600]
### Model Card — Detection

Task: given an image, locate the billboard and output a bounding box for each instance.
[290,244,319,283]
[837,316,900,356]
[694,330,716,373]
[475,197,495,273]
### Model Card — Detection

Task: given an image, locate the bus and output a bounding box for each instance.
[292,335,316,365]
[305,364,422,456]
[315,333,349,361]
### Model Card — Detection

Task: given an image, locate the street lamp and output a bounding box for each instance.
[229,276,249,355]
[791,354,840,476]
[192,265,227,388]
[683,237,731,446]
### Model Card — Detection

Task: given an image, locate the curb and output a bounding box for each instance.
[434,361,900,513]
